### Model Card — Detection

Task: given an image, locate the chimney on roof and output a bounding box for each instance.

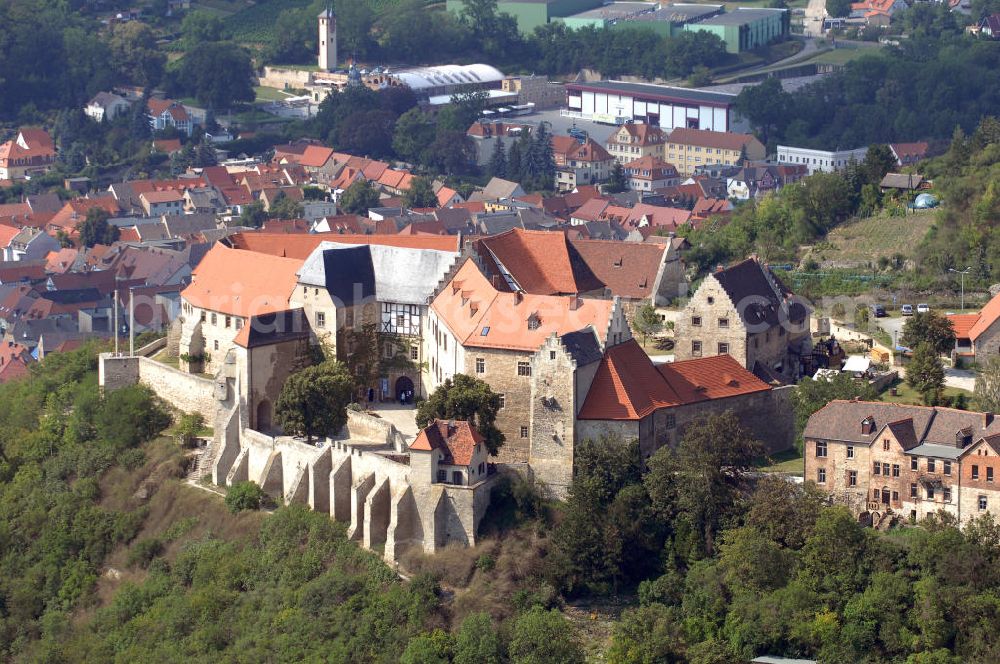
[515,291,523,304]
[985,412,994,428]
[569,296,581,311]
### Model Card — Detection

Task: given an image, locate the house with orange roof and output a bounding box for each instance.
[666,127,766,176]
[623,156,682,192]
[139,189,185,217]
[147,98,193,136]
[576,338,791,458]
[553,137,616,192]
[947,292,1000,366]
[434,183,464,207]
[410,419,490,487]
[0,128,57,181]
[849,0,907,24]
[472,227,688,308]
[47,197,122,238]
[0,340,32,383]
[425,258,631,484]
[890,142,930,167]
[178,243,304,375]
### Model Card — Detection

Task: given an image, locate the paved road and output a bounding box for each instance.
[875,315,907,348]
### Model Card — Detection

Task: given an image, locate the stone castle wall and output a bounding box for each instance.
[218,427,494,563]
[99,353,218,422]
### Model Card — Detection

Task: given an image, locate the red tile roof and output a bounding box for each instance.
[410,419,484,466]
[0,224,19,246]
[432,259,613,352]
[578,340,770,420]
[609,123,667,147]
[153,139,182,154]
[474,228,594,295]
[299,145,335,168]
[947,313,979,340]
[969,292,1000,341]
[228,232,460,258]
[667,127,760,152]
[181,244,301,317]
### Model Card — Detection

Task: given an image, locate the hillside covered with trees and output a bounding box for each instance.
[3,348,1000,662]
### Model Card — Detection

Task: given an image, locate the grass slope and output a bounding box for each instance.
[807,208,937,269]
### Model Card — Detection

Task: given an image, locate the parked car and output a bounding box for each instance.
[917,303,930,313]
[871,304,887,318]
[901,304,914,316]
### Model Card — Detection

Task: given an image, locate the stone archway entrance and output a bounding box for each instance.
[395,375,414,403]
[256,399,272,431]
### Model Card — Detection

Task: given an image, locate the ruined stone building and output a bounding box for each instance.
[804,400,1000,526]
[673,257,811,383]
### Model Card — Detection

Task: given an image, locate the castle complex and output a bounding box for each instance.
[100,233,795,562]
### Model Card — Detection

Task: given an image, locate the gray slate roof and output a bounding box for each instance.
[298,241,459,305]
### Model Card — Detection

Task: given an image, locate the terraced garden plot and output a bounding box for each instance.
[807,208,937,268]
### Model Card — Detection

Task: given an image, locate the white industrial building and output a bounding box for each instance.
[563,80,746,132]
[776,145,870,175]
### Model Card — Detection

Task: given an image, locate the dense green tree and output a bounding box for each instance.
[508,140,524,184]
[453,612,503,664]
[974,356,1000,413]
[632,304,663,345]
[488,138,508,180]
[171,42,255,110]
[225,480,265,513]
[864,143,899,185]
[268,193,304,220]
[240,201,268,228]
[181,10,224,44]
[107,22,166,88]
[907,342,947,405]
[401,629,452,664]
[605,160,627,194]
[827,0,852,17]
[336,0,377,60]
[275,360,353,442]
[403,177,438,209]
[523,123,555,191]
[416,374,504,455]
[901,311,957,355]
[422,131,477,176]
[509,607,585,664]
[78,208,120,248]
[645,412,762,556]
[339,179,381,215]
[607,603,686,664]
[394,108,438,164]
[337,110,397,158]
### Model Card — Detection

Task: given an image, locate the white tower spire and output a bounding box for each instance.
[318,3,337,72]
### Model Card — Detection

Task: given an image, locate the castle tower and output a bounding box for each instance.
[318,4,337,72]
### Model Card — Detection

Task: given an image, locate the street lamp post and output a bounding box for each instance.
[949,267,972,312]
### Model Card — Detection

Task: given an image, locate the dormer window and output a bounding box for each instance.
[861,416,876,435]
[527,314,541,330]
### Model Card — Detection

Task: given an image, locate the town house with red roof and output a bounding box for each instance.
[147,98,193,136]
[804,400,1000,526]
[947,290,1000,366]
[666,128,766,176]
[552,136,616,192]
[0,128,57,181]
